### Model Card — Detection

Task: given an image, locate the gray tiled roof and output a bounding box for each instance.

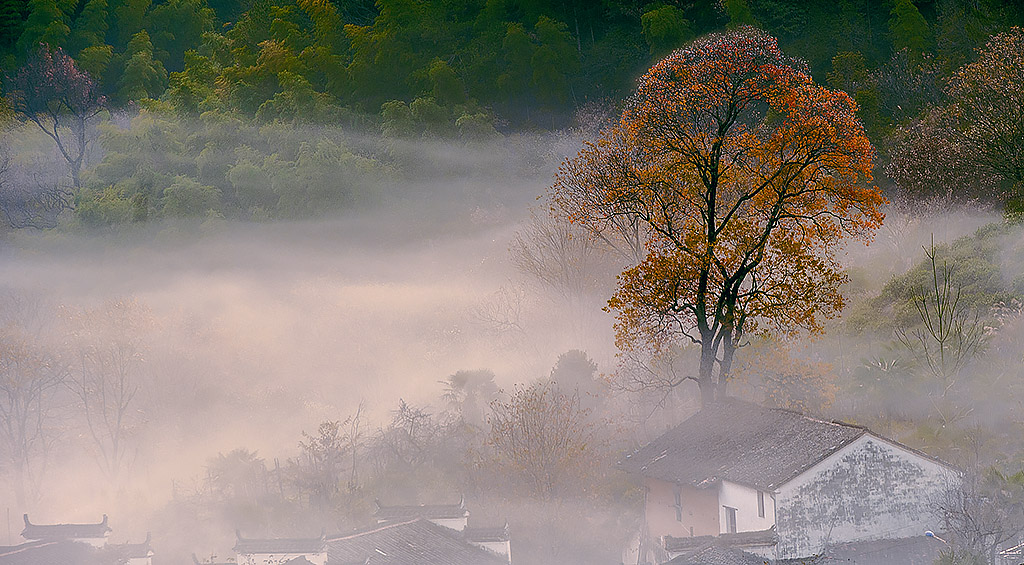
[824,535,944,564]
[463,524,509,543]
[234,534,326,554]
[666,545,768,565]
[374,500,468,521]
[0,541,110,564]
[109,533,153,559]
[326,518,507,565]
[21,514,111,541]
[665,528,778,554]
[620,399,866,489]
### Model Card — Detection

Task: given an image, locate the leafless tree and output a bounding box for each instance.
[511,209,612,300]
[487,381,595,499]
[896,241,986,425]
[0,160,74,229]
[471,284,528,338]
[0,328,66,506]
[291,407,364,509]
[510,208,629,342]
[61,299,151,482]
[932,469,1024,564]
[371,400,440,475]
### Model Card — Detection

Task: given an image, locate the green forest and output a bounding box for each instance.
[1,0,1023,226]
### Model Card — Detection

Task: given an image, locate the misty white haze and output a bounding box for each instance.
[9,2,1024,563]
[0,129,628,554]
[1,121,1021,564]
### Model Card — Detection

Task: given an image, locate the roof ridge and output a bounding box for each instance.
[721,398,866,430]
[325,518,421,541]
[23,514,110,529]
[0,542,56,558]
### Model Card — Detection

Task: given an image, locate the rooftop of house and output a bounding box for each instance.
[326,518,507,565]
[620,398,870,490]
[824,534,946,565]
[0,540,114,565]
[463,524,510,543]
[665,545,771,565]
[374,498,469,521]
[664,527,778,555]
[233,532,326,555]
[108,533,153,560]
[21,514,112,541]
[663,526,827,565]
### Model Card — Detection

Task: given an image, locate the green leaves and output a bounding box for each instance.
[117,30,167,102]
[889,0,932,59]
[641,5,692,58]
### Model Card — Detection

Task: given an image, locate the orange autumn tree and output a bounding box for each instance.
[551,27,884,406]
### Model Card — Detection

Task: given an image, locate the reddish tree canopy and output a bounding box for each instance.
[6,45,106,187]
[552,27,884,405]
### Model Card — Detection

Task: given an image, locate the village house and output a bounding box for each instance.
[21,513,111,547]
[620,399,959,564]
[373,498,470,530]
[234,532,328,565]
[0,515,152,565]
[233,500,511,565]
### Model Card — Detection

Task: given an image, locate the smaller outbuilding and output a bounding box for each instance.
[1,515,150,565]
[21,514,112,547]
[234,532,327,565]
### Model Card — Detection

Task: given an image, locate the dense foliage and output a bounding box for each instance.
[552,27,883,405]
[0,0,1020,130]
[0,0,1022,226]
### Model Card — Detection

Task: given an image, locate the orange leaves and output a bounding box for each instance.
[550,27,885,402]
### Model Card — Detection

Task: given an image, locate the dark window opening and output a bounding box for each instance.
[757,490,765,518]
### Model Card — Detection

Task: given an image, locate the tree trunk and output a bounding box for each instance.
[70,116,86,189]
[698,335,718,407]
[13,461,26,508]
[717,332,737,400]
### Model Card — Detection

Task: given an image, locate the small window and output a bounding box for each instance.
[673,484,683,522]
[757,490,765,518]
[724,506,737,534]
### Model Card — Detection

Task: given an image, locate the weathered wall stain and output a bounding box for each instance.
[775,436,956,559]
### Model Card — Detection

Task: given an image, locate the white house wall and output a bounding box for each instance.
[774,434,958,560]
[718,480,775,533]
[236,552,327,565]
[469,540,512,563]
[430,517,468,531]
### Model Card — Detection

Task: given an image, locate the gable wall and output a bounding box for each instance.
[645,477,720,541]
[718,480,775,534]
[429,516,468,531]
[774,434,958,560]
